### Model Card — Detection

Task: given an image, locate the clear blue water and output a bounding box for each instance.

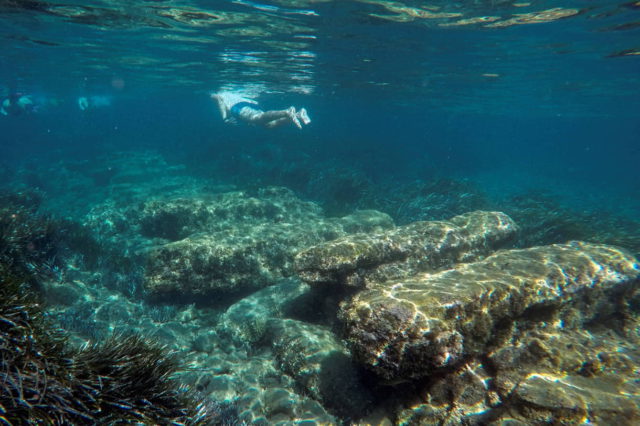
[1,1,640,423]
[1,1,638,210]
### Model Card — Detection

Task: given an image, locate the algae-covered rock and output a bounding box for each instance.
[514,373,638,424]
[139,198,214,241]
[395,359,496,425]
[396,298,640,424]
[487,322,640,424]
[333,209,395,234]
[137,188,393,242]
[138,187,323,241]
[295,210,517,288]
[142,189,394,301]
[267,318,373,419]
[144,227,290,298]
[340,242,640,381]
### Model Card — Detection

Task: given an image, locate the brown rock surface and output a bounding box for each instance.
[295,210,518,288]
[340,242,640,381]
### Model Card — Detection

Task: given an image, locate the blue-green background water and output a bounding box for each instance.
[2,2,640,423]
[1,0,638,217]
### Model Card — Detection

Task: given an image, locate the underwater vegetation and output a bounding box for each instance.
[505,190,640,255]
[0,303,209,424]
[323,179,640,257]
[0,189,240,425]
[355,178,491,224]
[0,188,115,278]
[0,185,147,298]
[0,189,62,283]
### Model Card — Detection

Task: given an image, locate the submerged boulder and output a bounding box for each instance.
[340,242,640,381]
[397,309,640,424]
[138,187,324,241]
[267,318,373,419]
[142,188,394,301]
[295,210,518,288]
[143,221,329,300]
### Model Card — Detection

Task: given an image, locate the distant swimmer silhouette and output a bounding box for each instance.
[1,92,35,116]
[211,91,310,129]
[78,95,112,111]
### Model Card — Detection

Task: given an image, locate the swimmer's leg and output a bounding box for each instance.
[298,108,311,125]
[265,117,293,128]
[250,108,301,129]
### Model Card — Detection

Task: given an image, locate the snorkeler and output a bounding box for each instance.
[78,96,89,111]
[78,95,112,111]
[1,92,35,116]
[211,91,310,129]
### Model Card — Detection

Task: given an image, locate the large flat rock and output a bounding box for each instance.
[142,191,394,300]
[143,224,320,299]
[514,373,639,424]
[295,210,518,288]
[340,242,640,380]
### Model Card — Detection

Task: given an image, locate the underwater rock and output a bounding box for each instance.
[144,232,275,299]
[295,210,517,288]
[513,373,639,424]
[267,318,373,419]
[216,279,309,346]
[38,151,211,220]
[142,189,394,301]
[141,224,320,300]
[138,187,324,241]
[395,359,496,425]
[191,330,219,354]
[90,183,392,262]
[139,198,215,241]
[397,318,640,424]
[183,350,338,425]
[484,318,640,424]
[331,209,395,234]
[340,242,640,381]
[137,187,394,242]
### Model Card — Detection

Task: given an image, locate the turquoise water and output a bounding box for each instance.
[1,1,638,188]
[1,1,639,215]
[1,1,640,424]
